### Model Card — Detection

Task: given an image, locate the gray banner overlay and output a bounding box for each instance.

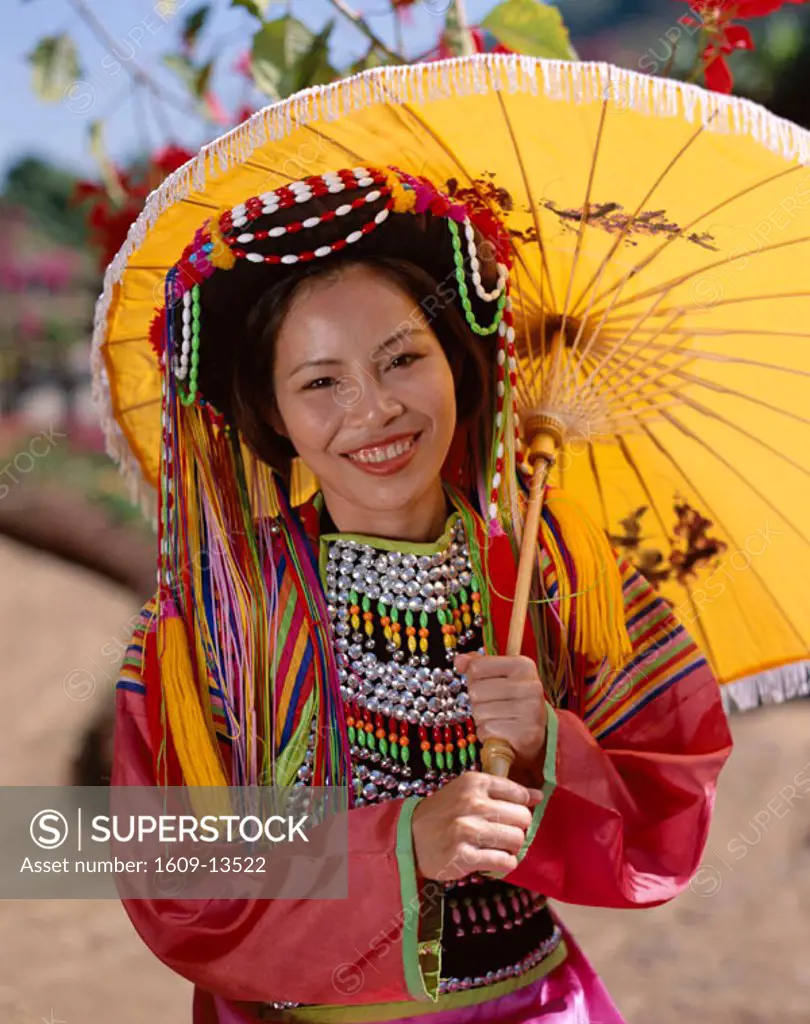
[1,787,349,899]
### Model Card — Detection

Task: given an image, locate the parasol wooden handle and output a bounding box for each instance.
[481,432,557,778]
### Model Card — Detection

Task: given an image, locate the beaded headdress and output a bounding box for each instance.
[149,165,529,793]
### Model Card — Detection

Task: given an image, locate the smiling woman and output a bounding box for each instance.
[108,165,732,1024]
[193,188,501,534]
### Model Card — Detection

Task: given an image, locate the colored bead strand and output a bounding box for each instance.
[487,296,513,521]
[362,594,374,640]
[463,218,507,303]
[404,609,417,655]
[433,725,444,771]
[399,719,410,765]
[437,607,456,654]
[450,899,464,938]
[363,708,375,750]
[479,895,496,934]
[494,891,508,920]
[179,284,201,406]
[375,712,387,756]
[418,610,429,654]
[390,605,401,650]
[455,722,468,767]
[449,593,463,639]
[447,218,507,336]
[378,598,393,648]
[388,716,399,762]
[466,718,478,764]
[349,589,361,634]
[419,724,431,770]
[176,288,192,380]
[460,591,472,632]
[464,897,482,935]
[510,890,524,926]
[356,703,366,748]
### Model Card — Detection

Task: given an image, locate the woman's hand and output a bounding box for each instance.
[410,771,544,881]
[455,652,548,780]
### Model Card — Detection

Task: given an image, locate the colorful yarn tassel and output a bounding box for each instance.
[157,601,230,790]
[544,488,632,669]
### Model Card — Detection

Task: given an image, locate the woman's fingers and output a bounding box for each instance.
[481,798,536,832]
[456,653,538,680]
[458,845,519,877]
[482,774,543,806]
[471,820,528,856]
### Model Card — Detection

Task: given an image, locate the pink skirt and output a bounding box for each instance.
[200,920,626,1024]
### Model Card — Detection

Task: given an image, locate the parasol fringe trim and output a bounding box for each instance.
[721,660,810,714]
[91,55,810,517]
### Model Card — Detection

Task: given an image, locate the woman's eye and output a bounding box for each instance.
[388,353,420,371]
[303,377,334,391]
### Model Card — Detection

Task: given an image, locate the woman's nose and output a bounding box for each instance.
[345,375,404,424]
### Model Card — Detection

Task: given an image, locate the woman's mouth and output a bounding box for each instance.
[343,433,421,474]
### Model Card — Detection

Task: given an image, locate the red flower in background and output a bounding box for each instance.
[427,26,514,61]
[74,145,194,269]
[150,145,194,179]
[678,0,810,93]
[233,50,253,79]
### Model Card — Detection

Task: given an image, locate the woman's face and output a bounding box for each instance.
[271,263,457,519]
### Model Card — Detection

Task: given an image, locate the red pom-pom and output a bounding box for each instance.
[149,307,167,358]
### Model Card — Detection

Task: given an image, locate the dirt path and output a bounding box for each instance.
[1,536,808,1023]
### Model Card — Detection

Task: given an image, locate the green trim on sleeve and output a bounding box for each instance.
[515,703,559,866]
[395,796,444,1003]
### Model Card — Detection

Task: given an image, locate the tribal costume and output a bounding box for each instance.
[105,164,731,1023]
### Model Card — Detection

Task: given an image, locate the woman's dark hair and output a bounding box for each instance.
[189,192,503,480]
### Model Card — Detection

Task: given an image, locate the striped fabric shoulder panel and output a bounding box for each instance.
[273,548,318,753]
[582,557,708,741]
[115,597,158,698]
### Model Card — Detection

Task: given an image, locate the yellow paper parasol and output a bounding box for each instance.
[93,55,810,718]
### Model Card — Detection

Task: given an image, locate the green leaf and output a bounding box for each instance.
[349,47,390,74]
[182,5,211,51]
[162,52,199,94]
[27,34,81,102]
[481,0,577,61]
[232,0,270,19]
[162,53,212,100]
[88,120,125,205]
[250,15,333,99]
[292,19,336,92]
[195,59,214,98]
[765,12,803,65]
